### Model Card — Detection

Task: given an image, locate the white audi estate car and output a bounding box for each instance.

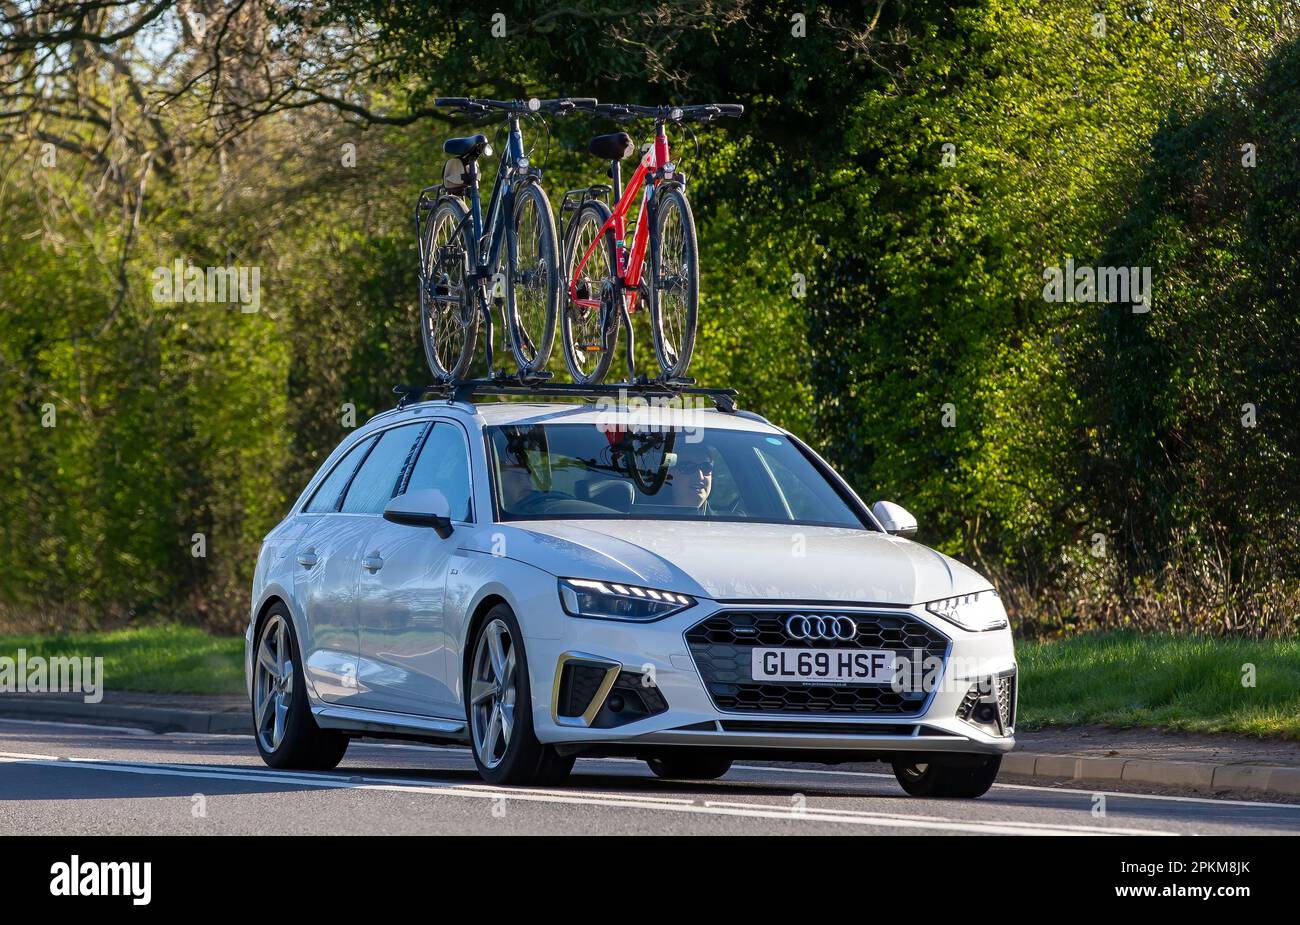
[246,395,1017,797]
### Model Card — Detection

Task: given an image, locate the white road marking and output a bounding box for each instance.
[724,762,1300,812]
[5,725,1297,812]
[0,751,1173,836]
[334,741,1300,811]
[701,800,1176,835]
[0,717,152,736]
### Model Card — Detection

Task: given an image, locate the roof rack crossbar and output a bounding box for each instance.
[392,378,739,412]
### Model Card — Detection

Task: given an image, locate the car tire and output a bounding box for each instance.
[645,754,733,781]
[467,603,575,786]
[251,603,349,771]
[891,755,1001,798]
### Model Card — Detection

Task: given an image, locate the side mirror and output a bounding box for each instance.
[384,490,454,538]
[872,500,917,536]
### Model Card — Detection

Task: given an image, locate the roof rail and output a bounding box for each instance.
[392,377,739,413]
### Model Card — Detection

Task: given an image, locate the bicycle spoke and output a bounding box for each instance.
[653,192,696,375]
[511,191,550,366]
[422,204,472,378]
[567,213,612,374]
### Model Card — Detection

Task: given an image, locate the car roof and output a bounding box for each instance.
[368,399,780,433]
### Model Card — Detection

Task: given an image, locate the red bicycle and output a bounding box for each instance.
[559,102,742,384]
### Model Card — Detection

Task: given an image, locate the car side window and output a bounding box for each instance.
[303,436,377,513]
[340,424,427,515]
[405,422,473,521]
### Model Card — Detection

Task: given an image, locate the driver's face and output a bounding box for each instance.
[669,449,713,508]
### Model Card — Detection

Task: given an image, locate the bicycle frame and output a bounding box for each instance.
[467,114,529,285]
[420,113,537,372]
[568,121,674,316]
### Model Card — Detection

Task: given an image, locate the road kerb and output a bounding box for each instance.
[1001,751,1300,798]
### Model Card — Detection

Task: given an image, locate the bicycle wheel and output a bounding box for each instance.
[420,197,478,381]
[622,430,676,497]
[561,199,619,385]
[649,186,699,379]
[505,182,560,374]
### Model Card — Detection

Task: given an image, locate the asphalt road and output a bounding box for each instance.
[2,718,1298,835]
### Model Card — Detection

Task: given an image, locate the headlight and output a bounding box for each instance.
[558,578,694,622]
[925,589,1008,632]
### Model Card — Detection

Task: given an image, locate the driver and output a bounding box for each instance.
[665,446,714,514]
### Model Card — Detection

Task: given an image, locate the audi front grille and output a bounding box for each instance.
[684,610,949,716]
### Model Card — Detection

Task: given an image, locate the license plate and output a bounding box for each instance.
[751,648,894,685]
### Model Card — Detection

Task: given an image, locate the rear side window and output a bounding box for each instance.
[340,424,427,515]
[303,436,377,513]
[405,422,473,521]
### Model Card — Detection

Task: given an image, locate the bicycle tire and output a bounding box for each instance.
[561,199,619,385]
[420,196,479,381]
[649,186,699,379]
[623,430,676,496]
[504,182,561,374]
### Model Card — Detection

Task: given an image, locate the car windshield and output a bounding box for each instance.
[486,423,870,529]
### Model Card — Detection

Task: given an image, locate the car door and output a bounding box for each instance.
[324,421,431,712]
[294,434,377,704]
[355,420,475,716]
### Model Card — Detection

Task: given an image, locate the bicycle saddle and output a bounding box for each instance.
[588,132,635,161]
[443,134,490,159]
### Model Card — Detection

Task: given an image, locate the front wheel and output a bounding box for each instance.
[892,755,1002,799]
[467,604,575,786]
[561,199,619,385]
[420,196,479,381]
[649,186,699,379]
[504,183,560,374]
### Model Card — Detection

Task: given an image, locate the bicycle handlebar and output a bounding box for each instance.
[435,97,598,116]
[592,102,745,123]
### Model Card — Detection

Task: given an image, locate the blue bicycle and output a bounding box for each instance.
[417,97,592,380]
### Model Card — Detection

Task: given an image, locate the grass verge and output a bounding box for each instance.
[0,624,244,695]
[1016,631,1300,738]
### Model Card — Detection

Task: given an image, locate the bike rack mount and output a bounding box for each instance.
[392,377,739,413]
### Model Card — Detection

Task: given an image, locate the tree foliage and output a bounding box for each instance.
[1,1,1297,634]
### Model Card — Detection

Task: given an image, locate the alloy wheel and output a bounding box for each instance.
[470,618,518,769]
[253,613,295,753]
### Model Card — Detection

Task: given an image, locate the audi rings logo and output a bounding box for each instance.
[785,614,858,641]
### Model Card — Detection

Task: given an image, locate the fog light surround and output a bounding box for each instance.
[956,670,1016,737]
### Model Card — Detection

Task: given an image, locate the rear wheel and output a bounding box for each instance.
[892,755,1001,798]
[646,754,733,781]
[505,182,560,374]
[420,196,478,381]
[251,605,349,771]
[561,199,618,385]
[467,604,575,786]
[649,186,699,379]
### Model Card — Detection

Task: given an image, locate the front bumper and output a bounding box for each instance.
[525,599,1017,757]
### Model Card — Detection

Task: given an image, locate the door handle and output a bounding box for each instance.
[297,549,318,568]
[362,553,384,572]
